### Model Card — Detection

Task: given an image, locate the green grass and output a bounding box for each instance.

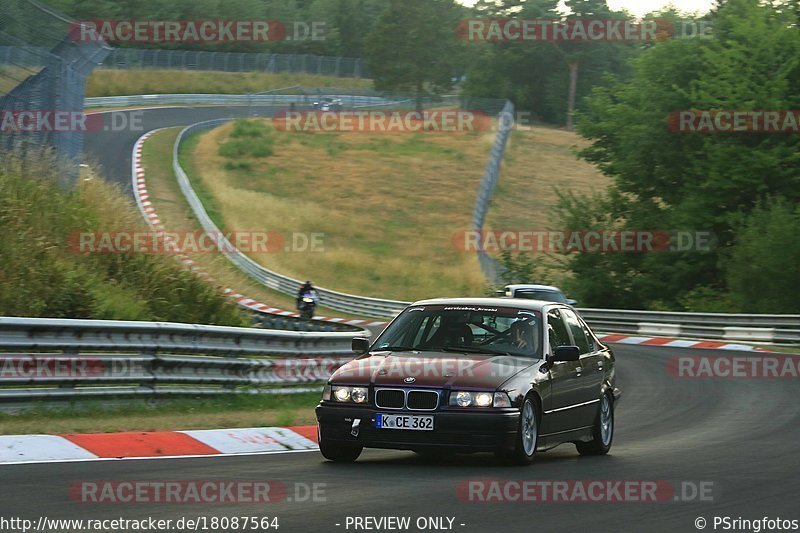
[0,392,321,435]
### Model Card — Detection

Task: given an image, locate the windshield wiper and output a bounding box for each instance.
[374,345,417,352]
[442,345,511,356]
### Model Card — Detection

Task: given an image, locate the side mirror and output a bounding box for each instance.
[553,345,580,362]
[566,299,577,306]
[352,337,370,355]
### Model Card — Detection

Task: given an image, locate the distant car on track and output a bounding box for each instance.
[500,284,577,306]
[311,97,343,111]
[315,298,620,465]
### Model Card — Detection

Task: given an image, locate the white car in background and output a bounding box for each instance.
[500,284,577,306]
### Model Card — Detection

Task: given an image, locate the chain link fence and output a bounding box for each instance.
[0,0,109,184]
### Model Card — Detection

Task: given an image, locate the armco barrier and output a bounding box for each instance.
[127,100,799,343]
[172,119,411,319]
[0,316,358,400]
[578,309,800,344]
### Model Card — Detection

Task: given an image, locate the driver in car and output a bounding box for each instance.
[505,319,538,355]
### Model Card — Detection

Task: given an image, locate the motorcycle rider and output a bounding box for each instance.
[297,280,320,316]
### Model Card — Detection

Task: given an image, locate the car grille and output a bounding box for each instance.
[375,389,440,410]
[375,389,405,409]
[407,390,438,411]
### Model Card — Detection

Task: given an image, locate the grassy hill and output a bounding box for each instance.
[0,158,246,325]
[178,119,609,301]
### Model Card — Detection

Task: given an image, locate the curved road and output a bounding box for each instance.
[74,107,800,531]
[84,105,280,188]
[2,345,798,532]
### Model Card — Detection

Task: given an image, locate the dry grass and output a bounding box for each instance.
[0,66,42,95]
[87,69,373,97]
[486,125,611,231]
[189,121,493,301]
[186,121,609,300]
[142,128,373,318]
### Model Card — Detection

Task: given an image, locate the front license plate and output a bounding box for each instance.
[375,413,434,431]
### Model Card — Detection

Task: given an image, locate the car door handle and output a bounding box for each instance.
[597,361,604,371]
[575,366,582,376]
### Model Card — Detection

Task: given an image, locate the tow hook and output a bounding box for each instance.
[351,419,361,437]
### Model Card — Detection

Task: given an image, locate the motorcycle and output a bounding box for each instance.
[299,294,317,320]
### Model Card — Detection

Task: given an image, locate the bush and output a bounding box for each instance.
[218,119,275,159]
[724,198,800,313]
[0,159,248,326]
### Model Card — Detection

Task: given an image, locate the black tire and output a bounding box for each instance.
[576,391,614,456]
[318,427,362,462]
[496,395,539,466]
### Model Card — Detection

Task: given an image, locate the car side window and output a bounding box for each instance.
[562,308,590,354]
[547,309,571,350]
[579,317,597,352]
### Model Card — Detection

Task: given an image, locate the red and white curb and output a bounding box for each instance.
[0,426,319,465]
[131,130,388,329]
[596,333,772,352]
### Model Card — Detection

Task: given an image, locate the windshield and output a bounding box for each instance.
[373,304,543,359]
[514,290,567,303]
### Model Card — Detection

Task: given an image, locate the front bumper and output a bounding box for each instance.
[315,404,519,452]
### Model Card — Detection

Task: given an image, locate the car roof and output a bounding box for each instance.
[505,284,562,292]
[410,297,556,312]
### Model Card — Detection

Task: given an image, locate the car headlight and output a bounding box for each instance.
[474,392,493,407]
[493,392,512,408]
[454,391,472,407]
[330,386,368,403]
[351,387,368,403]
[449,391,511,408]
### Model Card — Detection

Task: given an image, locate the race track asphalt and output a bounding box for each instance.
[2,344,798,533]
[84,105,281,188]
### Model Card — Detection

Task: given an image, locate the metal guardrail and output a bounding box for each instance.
[0,317,357,400]
[167,95,513,318]
[86,93,404,109]
[128,97,800,341]
[472,100,515,284]
[173,119,411,319]
[579,309,800,344]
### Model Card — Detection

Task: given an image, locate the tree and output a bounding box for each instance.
[559,0,800,310]
[461,0,635,127]
[365,0,463,108]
